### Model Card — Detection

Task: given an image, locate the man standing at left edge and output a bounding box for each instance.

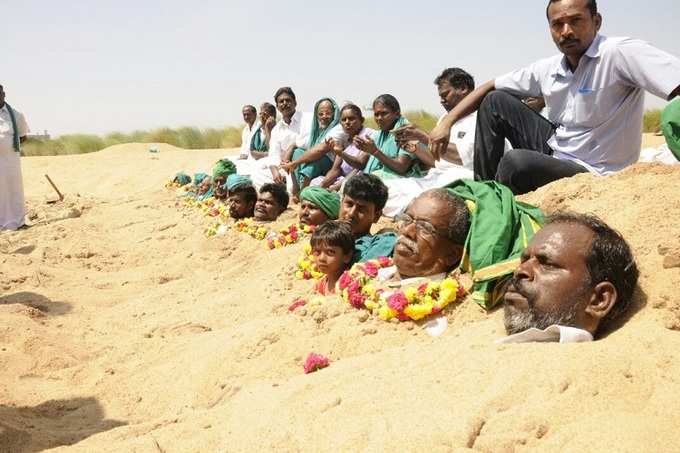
[0,84,30,230]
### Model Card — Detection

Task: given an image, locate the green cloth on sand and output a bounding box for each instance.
[226,174,253,191]
[353,232,397,264]
[661,98,680,161]
[446,179,545,310]
[213,159,237,179]
[299,187,341,220]
[365,116,422,179]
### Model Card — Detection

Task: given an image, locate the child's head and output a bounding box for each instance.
[310,220,355,278]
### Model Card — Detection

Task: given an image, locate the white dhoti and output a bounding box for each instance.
[0,147,26,230]
[0,104,29,230]
[382,163,473,218]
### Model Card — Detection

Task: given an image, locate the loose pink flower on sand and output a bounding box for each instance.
[304,353,330,374]
[387,292,409,312]
[288,298,307,312]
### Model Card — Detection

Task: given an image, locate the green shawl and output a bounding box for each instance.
[365,116,422,178]
[250,125,268,152]
[299,187,341,219]
[4,103,21,152]
[446,179,545,309]
[307,98,340,149]
[353,232,397,264]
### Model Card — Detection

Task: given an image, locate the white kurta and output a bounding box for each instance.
[0,104,29,230]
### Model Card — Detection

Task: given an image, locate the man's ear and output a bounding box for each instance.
[584,281,617,321]
[443,243,464,268]
[594,13,603,32]
[373,209,383,223]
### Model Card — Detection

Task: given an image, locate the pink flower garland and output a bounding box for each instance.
[304,353,330,374]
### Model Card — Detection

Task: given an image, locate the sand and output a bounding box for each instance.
[1,137,679,452]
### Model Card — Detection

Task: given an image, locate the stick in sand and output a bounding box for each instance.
[44,174,65,202]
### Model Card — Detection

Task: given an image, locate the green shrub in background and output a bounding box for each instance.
[643,109,661,133]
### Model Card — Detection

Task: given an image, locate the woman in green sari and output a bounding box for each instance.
[354,94,430,179]
[279,97,341,199]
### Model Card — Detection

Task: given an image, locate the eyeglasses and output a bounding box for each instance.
[395,213,450,240]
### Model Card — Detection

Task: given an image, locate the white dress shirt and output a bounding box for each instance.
[239,121,260,158]
[496,325,594,344]
[495,34,680,175]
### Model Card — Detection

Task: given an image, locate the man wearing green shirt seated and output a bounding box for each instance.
[339,174,396,263]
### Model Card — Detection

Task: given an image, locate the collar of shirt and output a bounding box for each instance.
[277,110,302,130]
[496,325,594,344]
[552,33,605,78]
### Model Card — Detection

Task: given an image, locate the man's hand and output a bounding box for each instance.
[428,122,452,161]
[353,135,379,156]
[263,116,276,132]
[394,124,428,144]
[270,166,285,185]
[326,137,344,157]
[279,161,297,174]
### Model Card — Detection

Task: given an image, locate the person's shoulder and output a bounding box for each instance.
[598,35,649,56]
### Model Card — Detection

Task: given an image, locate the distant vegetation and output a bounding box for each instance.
[642,109,662,133]
[22,126,243,156]
[20,109,664,157]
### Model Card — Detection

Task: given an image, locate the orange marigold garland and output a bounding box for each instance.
[295,243,324,280]
[234,218,269,240]
[267,224,316,250]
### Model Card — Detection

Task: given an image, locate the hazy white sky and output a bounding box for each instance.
[4,0,679,136]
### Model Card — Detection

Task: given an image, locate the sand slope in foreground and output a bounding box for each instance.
[0,143,679,452]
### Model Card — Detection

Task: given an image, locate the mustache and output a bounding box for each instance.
[397,236,419,254]
[559,37,579,46]
[507,276,535,304]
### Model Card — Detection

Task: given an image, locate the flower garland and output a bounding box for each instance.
[234,218,269,240]
[295,243,324,280]
[267,224,316,250]
[303,353,330,374]
[338,258,466,322]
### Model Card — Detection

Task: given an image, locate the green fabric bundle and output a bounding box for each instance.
[5,103,20,152]
[250,125,268,152]
[299,187,341,219]
[446,179,545,310]
[353,232,397,264]
[213,158,237,179]
[661,98,680,161]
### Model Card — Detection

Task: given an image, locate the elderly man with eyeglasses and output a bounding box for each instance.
[385,189,471,280]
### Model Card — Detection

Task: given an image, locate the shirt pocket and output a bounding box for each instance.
[573,88,603,127]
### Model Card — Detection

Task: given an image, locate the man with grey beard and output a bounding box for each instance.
[499,212,639,343]
[377,189,470,283]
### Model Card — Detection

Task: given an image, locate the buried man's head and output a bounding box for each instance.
[394,189,469,278]
[339,174,388,238]
[504,212,639,337]
[254,183,289,221]
[227,180,257,219]
[299,187,341,226]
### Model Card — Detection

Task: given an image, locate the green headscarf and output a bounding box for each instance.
[194,173,209,185]
[307,98,340,148]
[213,158,237,179]
[250,125,268,152]
[299,187,341,219]
[661,99,680,161]
[365,116,423,178]
[226,174,253,191]
[445,179,544,310]
[173,172,191,185]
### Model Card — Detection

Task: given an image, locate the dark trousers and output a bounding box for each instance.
[473,90,588,194]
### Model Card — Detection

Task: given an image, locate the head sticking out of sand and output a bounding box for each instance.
[339,174,388,239]
[254,183,289,222]
[504,212,639,338]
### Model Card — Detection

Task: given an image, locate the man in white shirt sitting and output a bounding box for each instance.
[238,105,258,159]
[429,0,680,194]
[500,212,639,344]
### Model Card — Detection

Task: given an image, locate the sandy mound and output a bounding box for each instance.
[1,144,679,452]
